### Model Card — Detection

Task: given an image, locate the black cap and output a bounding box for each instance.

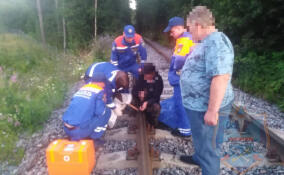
[143,63,155,74]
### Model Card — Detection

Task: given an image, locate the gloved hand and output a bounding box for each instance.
[121,93,132,105]
[113,93,133,116]
[113,107,123,117]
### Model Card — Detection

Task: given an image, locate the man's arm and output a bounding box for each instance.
[138,38,147,63]
[94,92,108,117]
[204,74,230,126]
[168,58,180,86]
[105,80,116,109]
[110,42,118,66]
[204,33,234,126]
[132,75,144,100]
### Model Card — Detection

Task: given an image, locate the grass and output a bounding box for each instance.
[0,33,112,165]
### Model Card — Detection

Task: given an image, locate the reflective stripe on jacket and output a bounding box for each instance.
[62,83,106,126]
[110,34,147,68]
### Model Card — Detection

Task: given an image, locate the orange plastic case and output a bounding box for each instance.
[46,139,95,175]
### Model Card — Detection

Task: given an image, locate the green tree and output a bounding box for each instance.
[97,0,131,34]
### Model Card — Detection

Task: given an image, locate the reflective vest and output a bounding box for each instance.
[84,62,119,109]
[110,34,147,68]
[168,32,195,86]
[62,83,106,126]
[173,32,195,70]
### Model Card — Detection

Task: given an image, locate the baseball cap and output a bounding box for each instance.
[163,17,184,32]
[124,25,135,38]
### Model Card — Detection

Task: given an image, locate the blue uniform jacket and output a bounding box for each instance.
[110,34,147,68]
[62,83,107,127]
[168,32,194,86]
[85,62,119,109]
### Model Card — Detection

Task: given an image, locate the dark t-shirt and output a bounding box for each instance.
[132,72,163,105]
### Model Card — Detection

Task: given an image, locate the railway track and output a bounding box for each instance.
[94,40,199,175]
[145,39,284,175]
[11,39,284,175]
[94,39,284,175]
[91,39,284,175]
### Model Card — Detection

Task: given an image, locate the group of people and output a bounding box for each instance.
[62,6,234,175]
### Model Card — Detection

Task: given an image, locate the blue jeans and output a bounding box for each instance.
[185,103,232,175]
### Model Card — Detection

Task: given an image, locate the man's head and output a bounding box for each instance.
[143,63,156,81]
[123,25,135,43]
[115,71,129,91]
[186,6,215,42]
[164,17,186,39]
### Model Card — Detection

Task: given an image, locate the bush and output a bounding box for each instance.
[0,33,85,164]
[233,51,284,111]
[0,33,113,165]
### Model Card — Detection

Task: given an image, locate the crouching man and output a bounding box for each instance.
[62,72,111,141]
[84,62,130,128]
[110,25,147,78]
[132,63,163,127]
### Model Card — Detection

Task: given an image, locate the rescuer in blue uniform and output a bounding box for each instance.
[158,17,195,137]
[62,73,111,141]
[110,25,147,78]
[84,62,129,114]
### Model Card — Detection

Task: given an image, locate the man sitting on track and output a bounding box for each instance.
[132,63,163,128]
[110,25,147,78]
[84,61,130,127]
[62,73,112,142]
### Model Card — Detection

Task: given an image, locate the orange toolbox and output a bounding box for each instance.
[46,139,95,175]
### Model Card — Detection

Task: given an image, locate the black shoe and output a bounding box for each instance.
[171,129,191,138]
[180,155,199,165]
[155,122,173,131]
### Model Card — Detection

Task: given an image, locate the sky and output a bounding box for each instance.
[129,0,136,10]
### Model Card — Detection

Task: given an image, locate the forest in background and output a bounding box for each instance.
[0,0,283,166]
[136,0,284,111]
[0,0,131,50]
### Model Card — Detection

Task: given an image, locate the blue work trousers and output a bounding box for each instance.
[185,102,232,175]
[64,108,111,141]
[158,85,191,136]
[174,85,191,136]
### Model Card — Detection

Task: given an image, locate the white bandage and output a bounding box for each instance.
[121,93,132,105]
[108,110,117,128]
[113,107,123,117]
[113,93,132,116]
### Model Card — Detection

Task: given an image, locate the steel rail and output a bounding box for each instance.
[136,112,153,175]
[144,38,171,62]
[231,104,284,162]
